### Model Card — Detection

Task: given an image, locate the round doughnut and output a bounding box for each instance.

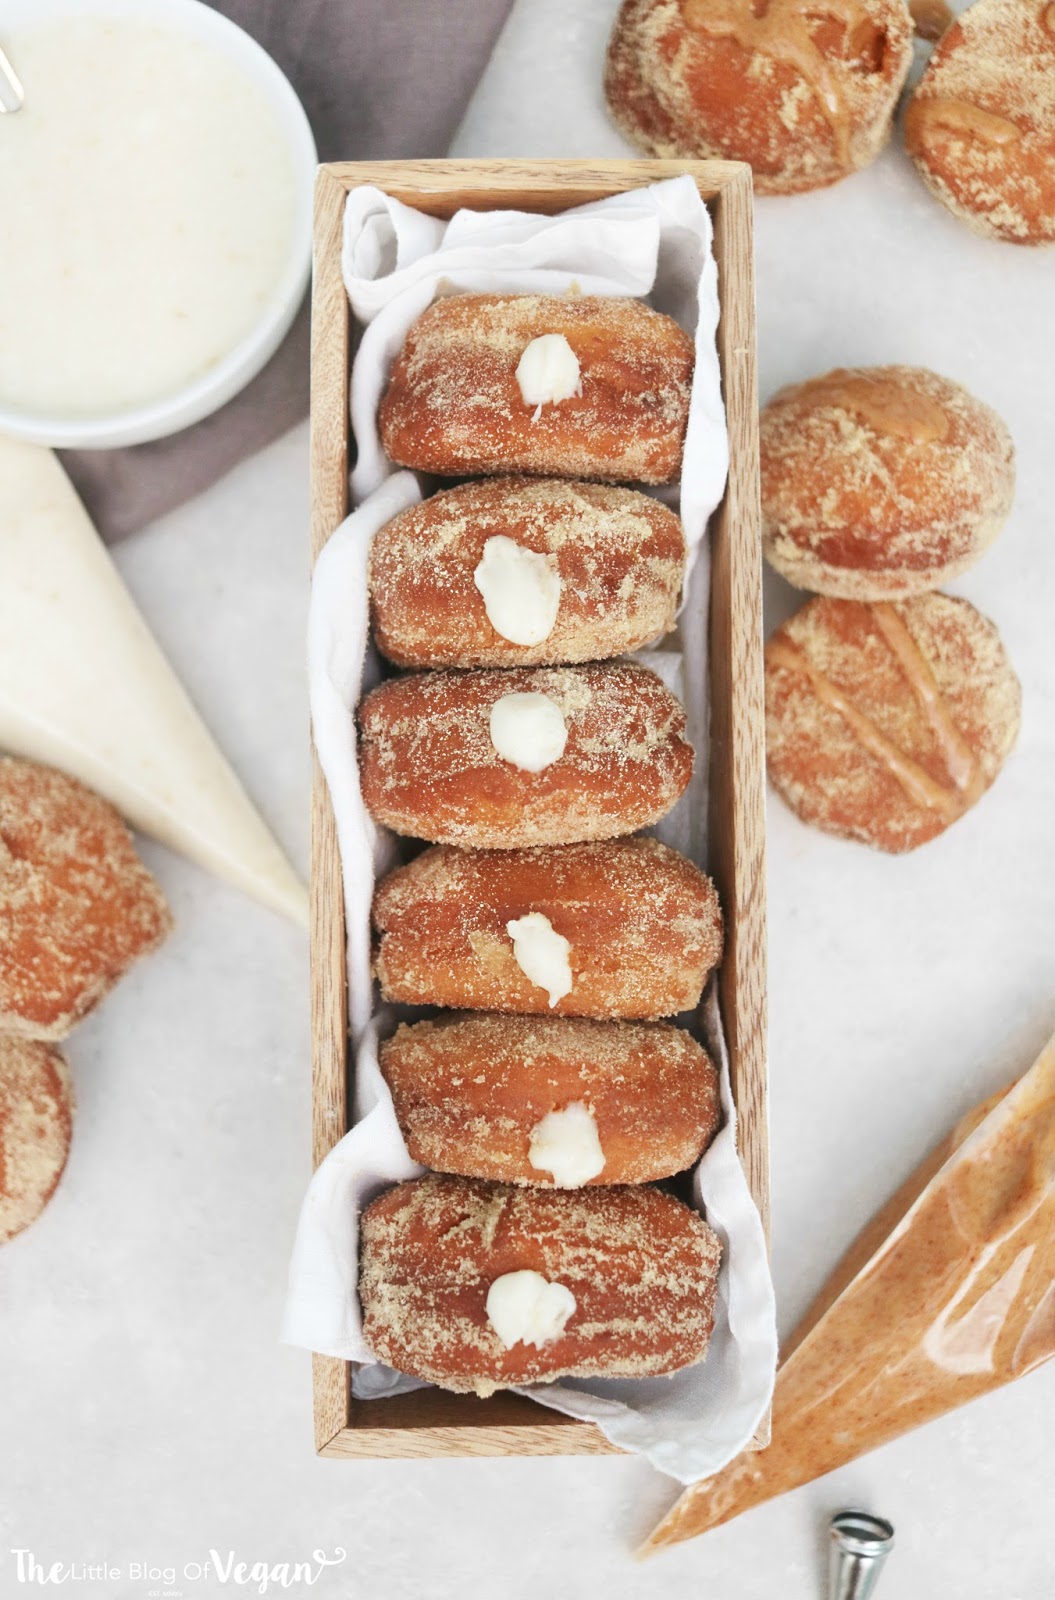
[379,1013,721,1186]
[604,0,914,195]
[373,837,723,1019]
[760,366,1015,600]
[765,593,1021,851]
[359,1173,722,1395]
[904,0,1055,245]
[378,293,694,485]
[368,477,686,670]
[0,758,172,1040]
[0,1036,73,1245]
[358,662,694,849]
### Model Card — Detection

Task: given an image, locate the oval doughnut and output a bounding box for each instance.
[378,293,694,485]
[359,1173,722,1395]
[369,477,685,669]
[373,837,722,1019]
[379,1012,721,1186]
[358,662,694,849]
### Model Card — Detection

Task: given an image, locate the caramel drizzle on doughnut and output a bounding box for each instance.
[806,369,950,444]
[767,604,985,819]
[1044,0,1055,35]
[683,0,879,163]
[906,97,1023,149]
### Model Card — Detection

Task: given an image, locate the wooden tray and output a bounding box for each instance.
[309,158,767,1460]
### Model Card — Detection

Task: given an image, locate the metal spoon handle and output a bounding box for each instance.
[0,43,24,113]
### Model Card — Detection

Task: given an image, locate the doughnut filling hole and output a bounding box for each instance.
[528,1102,606,1187]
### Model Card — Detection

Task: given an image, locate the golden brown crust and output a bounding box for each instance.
[359,1173,721,1394]
[0,1037,73,1245]
[378,293,694,485]
[765,593,1021,851]
[604,0,914,195]
[904,0,1055,245]
[0,758,173,1041]
[380,1013,721,1186]
[373,837,722,1019]
[368,477,686,669]
[760,366,1015,600]
[359,662,694,849]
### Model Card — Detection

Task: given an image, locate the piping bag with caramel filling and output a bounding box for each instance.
[644,1030,1055,1554]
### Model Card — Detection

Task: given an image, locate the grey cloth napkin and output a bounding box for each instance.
[61,0,514,541]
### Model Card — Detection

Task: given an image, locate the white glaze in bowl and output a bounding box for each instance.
[0,0,316,447]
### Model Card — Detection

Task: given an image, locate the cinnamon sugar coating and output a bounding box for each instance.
[604,0,914,194]
[378,294,694,485]
[373,837,722,1019]
[380,1013,721,1187]
[0,1036,73,1244]
[0,759,172,1040]
[358,662,694,849]
[765,594,1021,851]
[359,1173,722,1395]
[761,366,1015,599]
[904,0,1055,244]
[369,477,686,669]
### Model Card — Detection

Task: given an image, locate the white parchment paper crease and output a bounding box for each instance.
[283,176,776,1483]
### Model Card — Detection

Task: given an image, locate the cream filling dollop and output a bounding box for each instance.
[528,1102,605,1187]
[515,333,582,421]
[473,536,561,647]
[485,1270,577,1350]
[506,912,572,1007]
[489,691,567,772]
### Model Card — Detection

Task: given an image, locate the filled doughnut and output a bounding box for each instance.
[379,1013,721,1186]
[604,0,914,194]
[368,477,686,669]
[0,1036,73,1245]
[760,366,1015,600]
[904,0,1055,245]
[359,1173,722,1394]
[0,758,172,1040]
[378,293,694,485]
[765,593,1021,851]
[373,837,722,1019]
[358,662,694,849]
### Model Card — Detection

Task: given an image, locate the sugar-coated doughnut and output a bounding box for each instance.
[0,758,172,1040]
[604,0,914,194]
[380,1013,721,1186]
[368,477,686,669]
[359,662,694,849]
[373,837,722,1019]
[765,594,1021,851]
[904,0,1055,245]
[760,367,1015,600]
[359,1173,721,1395]
[0,1036,73,1245]
[378,294,694,485]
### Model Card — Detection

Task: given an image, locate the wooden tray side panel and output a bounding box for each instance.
[708,173,770,1242]
[309,168,353,1452]
[307,158,767,1459]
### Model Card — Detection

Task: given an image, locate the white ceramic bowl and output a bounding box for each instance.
[0,0,316,449]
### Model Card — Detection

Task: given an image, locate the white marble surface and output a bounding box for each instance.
[4,0,1055,1593]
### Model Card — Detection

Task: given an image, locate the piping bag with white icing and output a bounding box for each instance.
[0,438,306,924]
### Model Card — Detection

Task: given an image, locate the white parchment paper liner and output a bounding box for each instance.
[283,177,776,1483]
